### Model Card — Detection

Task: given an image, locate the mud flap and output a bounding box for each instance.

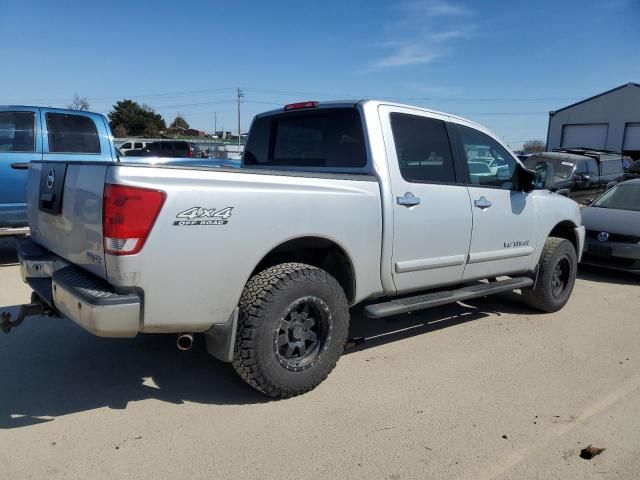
[205,307,239,363]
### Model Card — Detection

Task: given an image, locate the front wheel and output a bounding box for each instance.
[232,263,349,398]
[522,237,577,313]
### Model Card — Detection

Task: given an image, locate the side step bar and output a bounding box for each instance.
[364,277,534,318]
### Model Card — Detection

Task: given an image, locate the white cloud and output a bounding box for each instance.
[370,1,473,70]
[406,0,472,18]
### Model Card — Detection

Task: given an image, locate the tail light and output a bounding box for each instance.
[103,184,166,255]
[188,147,193,157]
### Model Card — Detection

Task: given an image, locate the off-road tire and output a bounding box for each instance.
[232,263,349,398]
[522,237,577,313]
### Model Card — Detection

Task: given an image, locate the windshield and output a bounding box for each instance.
[593,183,640,211]
[524,156,575,181]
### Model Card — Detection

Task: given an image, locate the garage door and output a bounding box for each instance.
[561,124,608,149]
[623,123,640,150]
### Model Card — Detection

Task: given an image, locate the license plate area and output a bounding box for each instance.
[38,162,67,215]
[589,244,612,257]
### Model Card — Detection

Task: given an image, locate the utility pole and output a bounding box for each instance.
[214,112,217,137]
[237,87,244,153]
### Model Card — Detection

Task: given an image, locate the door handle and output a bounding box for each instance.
[397,192,420,207]
[474,196,492,209]
[11,163,29,170]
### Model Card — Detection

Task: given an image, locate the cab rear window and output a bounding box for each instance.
[244,108,367,170]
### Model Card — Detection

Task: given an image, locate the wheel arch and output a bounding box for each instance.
[249,236,357,304]
[547,220,579,252]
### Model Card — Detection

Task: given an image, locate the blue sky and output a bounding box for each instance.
[1,0,638,147]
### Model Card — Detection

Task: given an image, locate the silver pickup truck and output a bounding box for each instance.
[5,100,585,398]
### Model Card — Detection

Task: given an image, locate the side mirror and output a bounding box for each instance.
[519,163,537,192]
[582,198,594,206]
[575,174,590,182]
[605,182,616,191]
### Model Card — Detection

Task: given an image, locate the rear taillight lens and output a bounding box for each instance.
[103,184,166,255]
[188,148,193,157]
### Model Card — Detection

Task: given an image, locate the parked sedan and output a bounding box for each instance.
[581,179,640,271]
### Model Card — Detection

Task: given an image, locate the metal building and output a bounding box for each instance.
[546,82,640,159]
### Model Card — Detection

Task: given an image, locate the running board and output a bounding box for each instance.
[364,277,534,318]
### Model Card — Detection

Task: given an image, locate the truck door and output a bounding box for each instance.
[570,158,597,202]
[0,107,42,229]
[379,106,472,294]
[451,123,539,280]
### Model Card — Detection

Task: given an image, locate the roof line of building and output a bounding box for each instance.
[549,82,640,116]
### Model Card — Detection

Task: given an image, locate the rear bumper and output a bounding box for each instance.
[0,226,29,237]
[16,238,141,337]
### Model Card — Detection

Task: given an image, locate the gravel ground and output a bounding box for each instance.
[1,238,639,479]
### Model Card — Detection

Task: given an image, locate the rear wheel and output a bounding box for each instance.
[522,237,577,312]
[232,263,349,398]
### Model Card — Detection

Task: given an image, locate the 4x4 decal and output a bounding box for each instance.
[173,207,233,226]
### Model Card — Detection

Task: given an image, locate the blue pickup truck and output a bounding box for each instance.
[0,107,117,236]
[0,106,239,236]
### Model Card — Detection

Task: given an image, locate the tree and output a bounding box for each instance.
[112,124,127,138]
[523,139,546,153]
[170,115,189,129]
[108,99,166,137]
[67,94,90,111]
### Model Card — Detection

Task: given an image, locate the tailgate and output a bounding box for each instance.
[27,162,108,279]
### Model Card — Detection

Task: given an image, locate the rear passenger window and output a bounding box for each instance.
[0,111,36,152]
[390,113,455,183]
[244,108,367,169]
[134,142,143,149]
[161,143,173,152]
[46,113,100,154]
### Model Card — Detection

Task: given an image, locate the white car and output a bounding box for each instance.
[117,140,148,155]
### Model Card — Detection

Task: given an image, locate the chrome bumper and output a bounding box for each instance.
[0,226,29,237]
[16,238,141,337]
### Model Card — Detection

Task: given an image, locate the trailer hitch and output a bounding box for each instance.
[0,293,57,334]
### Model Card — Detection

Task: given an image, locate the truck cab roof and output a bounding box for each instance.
[257,99,486,131]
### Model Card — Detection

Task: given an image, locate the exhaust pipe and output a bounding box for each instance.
[177,333,194,351]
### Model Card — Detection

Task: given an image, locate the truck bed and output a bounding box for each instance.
[27,161,384,333]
